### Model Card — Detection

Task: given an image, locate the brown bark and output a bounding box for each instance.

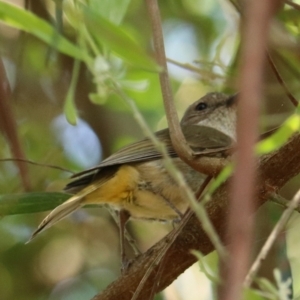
[92,133,300,300]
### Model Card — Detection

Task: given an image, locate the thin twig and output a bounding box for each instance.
[0,158,74,174]
[270,193,300,214]
[166,58,225,80]
[0,59,31,191]
[267,53,298,107]
[244,188,300,287]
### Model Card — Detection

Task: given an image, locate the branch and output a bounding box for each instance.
[267,53,298,107]
[92,133,300,300]
[220,1,279,300]
[145,0,225,176]
[0,58,31,191]
[0,158,74,174]
[244,188,300,287]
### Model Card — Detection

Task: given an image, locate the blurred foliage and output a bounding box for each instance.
[0,0,300,299]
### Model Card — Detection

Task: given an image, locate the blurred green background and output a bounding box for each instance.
[0,0,300,299]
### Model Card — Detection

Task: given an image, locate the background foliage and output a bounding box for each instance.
[0,0,299,299]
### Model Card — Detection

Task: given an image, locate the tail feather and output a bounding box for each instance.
[28,169,116,243]
[27,195,84,243]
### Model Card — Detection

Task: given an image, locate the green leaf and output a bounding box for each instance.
[64,60,81,125]
[0,1,84,60]
[89,0,131,25]
[83,7,161,72]
[256,114,300,155]
[243,288,269,300]
[0,192,70,215]
[191,250,220,283]
[203,164,233,202]
[256,277,278,295]
[286,214,300,297]
[64,91,78,125]
[89,93,107,105]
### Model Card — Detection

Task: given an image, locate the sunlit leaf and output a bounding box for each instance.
[89,0,131,25]
[191,250,220,283]
[89,93,107,104]
[83,7,161,72]
[256,277,278,295]
[205,164,233,200]
[256,114,300,155]
[0,1,85,60]
[243,288,269,300]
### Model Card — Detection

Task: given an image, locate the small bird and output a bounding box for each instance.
[29,92,237,241]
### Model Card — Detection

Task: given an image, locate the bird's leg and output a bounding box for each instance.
[119,209,131,273]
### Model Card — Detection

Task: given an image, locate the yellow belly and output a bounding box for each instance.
[81,159,204,221]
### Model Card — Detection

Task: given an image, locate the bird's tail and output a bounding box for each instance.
[27,179,102,243]
[27,194,85,243]
[28,171,116,243]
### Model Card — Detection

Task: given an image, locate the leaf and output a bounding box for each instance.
[256,114,300,155]
[64,60,81,125]
[191,250,220,283]
[203,164,233,203]
[89,0,131,25]
[0,1,84,60]
[256,277,278,295]
[285,215,300,298]
[243,288,269,300]
[64,89,78,125]
[83,7,161,72]
[0,192,70,215]
[89,93,107,105]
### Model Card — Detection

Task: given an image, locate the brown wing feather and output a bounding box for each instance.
[66,126,233,191]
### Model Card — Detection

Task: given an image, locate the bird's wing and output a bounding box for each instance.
[65,126,233,191]
[182,125,233,149]
[69,129,174,179]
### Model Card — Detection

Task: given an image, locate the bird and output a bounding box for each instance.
[29,92,237,242]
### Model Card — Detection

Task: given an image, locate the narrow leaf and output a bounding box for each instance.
[64,60,81,125]
[83,7,161,72]
[0,192,70,215]
[0,1,84,60]
[256,114,300,155]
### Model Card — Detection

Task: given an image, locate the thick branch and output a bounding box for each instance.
[92,133,300,300]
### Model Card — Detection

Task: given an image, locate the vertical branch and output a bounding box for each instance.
[145,0,193,158]
[145,0,233,176]
[0,59,31,191]
[220,1,280,300]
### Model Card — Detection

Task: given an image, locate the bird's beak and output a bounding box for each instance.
[226,93,238,107]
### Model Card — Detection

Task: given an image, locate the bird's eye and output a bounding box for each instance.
[195,102,207,111]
